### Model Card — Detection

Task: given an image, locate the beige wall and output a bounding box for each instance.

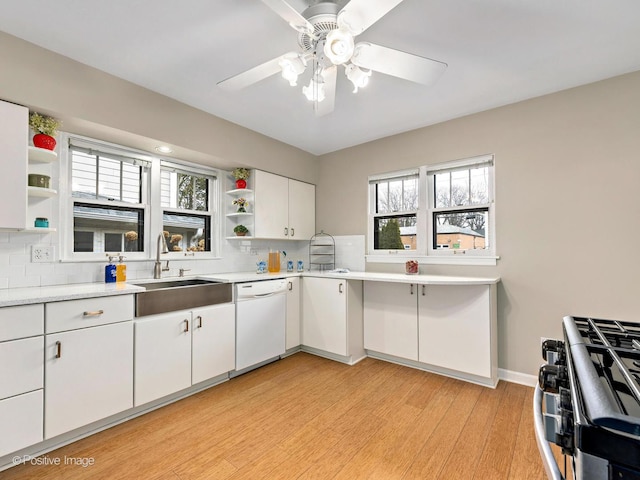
[316,71,640,376]
[0,31,318,183]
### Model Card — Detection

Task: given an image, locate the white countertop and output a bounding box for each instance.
[0,271,500,307]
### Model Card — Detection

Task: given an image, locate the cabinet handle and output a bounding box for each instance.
[422,285,426,296]
[284,227,289,236]
[288,281,293,291]
[410,284,414,295]
[196,316,203,329]
[339,283,344,294]
[83,310,104,317]
[55,341,61,359]
[290,228,295,237]
[184,319,189,333]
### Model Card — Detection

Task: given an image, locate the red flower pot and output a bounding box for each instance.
[33,134,57,151]
[235,179,247,189]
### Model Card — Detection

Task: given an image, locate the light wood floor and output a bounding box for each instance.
[3,353,548,480]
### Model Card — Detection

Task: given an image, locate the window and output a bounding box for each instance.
[61,135,219,260]
[369,170,419,252]
[368,155,495,264]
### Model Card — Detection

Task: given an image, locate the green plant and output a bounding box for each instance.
[234,224,249,234]
[29,112,61,137]
[232,168,250,180]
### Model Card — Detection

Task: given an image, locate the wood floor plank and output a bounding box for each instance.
[2,353,545,480]
[472,382,528,479]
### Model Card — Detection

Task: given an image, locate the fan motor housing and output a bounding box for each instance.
[298,1,340,52]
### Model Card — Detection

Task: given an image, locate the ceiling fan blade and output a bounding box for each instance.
[260,0,314,35]
[352,42,447,86]
[217,56,284,91]
[315,66,337,117]
[338,0,404,35]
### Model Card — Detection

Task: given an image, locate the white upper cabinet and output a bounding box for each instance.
[253,170,315,240]
[0,100,28,230]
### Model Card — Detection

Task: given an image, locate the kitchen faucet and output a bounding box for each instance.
[153,233,170,279]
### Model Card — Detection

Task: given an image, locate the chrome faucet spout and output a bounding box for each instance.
[153,233,169,279]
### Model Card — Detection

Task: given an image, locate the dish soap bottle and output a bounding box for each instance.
[105,255,117,283]
[116,255,127,282]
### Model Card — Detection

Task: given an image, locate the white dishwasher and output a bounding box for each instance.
[234,279,287,374]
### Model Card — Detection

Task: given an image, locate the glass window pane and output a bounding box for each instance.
[71,152,141,203]
[73,203,144,253]
[450,170,469,206]
[470,166,489,205]
[161,171,209,211]
[403,177,418,211]
[376,183,389,214]
[433,210,488,250]
[434,172,450,208]
[163,212,210,252]
[71,152,97,198]
[373,215,417,250]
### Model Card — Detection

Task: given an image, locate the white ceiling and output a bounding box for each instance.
[1,0,640,155]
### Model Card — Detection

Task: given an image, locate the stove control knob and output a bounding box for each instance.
[541,339,565,363]
[538,364,568,393]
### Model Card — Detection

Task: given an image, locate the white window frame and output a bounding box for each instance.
[366,154,498,266]
[59,133,221,262]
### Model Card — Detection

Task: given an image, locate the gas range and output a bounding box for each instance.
[535,316,640,479]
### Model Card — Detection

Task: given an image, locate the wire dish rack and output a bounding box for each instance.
[309,231,335,272]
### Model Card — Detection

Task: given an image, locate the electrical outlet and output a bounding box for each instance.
[31,245,54,263]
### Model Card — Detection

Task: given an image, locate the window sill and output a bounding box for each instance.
[366,254,499,266]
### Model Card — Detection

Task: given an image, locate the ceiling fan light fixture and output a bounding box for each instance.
[323,28,355,65]
[345,63,371,93]
[278,53,307,86]
[302,77,325,102]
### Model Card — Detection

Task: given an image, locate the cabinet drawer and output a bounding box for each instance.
[46,295,134,333]
[0,336,44,400]
[0,304,44,342]
[0,390,43,457]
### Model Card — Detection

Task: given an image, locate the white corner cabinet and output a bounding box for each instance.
[0,304,44,457]
[44,295,134,439]
[0,99,58,232]
[134,303,235,406]
[253,170,315,240]
[301,277,364,364]
[364,282,498,386]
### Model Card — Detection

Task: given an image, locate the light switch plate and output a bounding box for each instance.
[31,245,54,263]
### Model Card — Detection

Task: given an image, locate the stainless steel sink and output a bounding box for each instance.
[133,279,232,317]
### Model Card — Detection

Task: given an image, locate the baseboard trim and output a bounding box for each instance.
[498,368,537,387]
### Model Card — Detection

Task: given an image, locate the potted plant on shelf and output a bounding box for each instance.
[234,224,249,237]
[29,112,61,151]
[233,197,248,213]
[232,168,250,189]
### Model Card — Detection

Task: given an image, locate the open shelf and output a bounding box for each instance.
[28,146,58,164]
[226,236,254,240]
[226,188,253,195]
[226,212,253,217]
[22,227,57,233]
[27,186,57,197]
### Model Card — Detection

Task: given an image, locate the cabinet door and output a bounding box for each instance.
[0,100,28,229]
[134,312,192,407]
[302,277,347,356]
[254,170,289,239]
[288,179,315,240]
[364,282,418,361]
[418,285,491,378]
[0,390,43,457]
[45,321,133,439]
[0,336,44,399]
[192,304,235,384]
[286,277,301,350]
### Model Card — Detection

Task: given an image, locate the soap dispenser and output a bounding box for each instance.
[105,255,117,283]
[116,255,127,282]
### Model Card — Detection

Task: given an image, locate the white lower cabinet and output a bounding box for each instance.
[418,284,493,379]
[302,277,364,362]
[363,282,418,361]
[0,303,44,457]
[135,303,235,406]
[285,277,301,350]
[45,321,134,439]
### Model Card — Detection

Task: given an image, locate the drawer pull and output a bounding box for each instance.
[290,228,295,237]
[55,341,62,358]
[184,319,189,333]
[196,316,203,329]
[83,310,104,317]
[410,284,414,295]
[422,285,426,296]
[339,283,344,294]
[288,281,293,291]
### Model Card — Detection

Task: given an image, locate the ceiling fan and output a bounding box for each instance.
[217,0,447,116]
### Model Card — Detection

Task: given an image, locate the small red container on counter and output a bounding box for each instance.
[405,260,419,274]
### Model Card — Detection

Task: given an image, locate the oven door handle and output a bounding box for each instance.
[533,384,564,480]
